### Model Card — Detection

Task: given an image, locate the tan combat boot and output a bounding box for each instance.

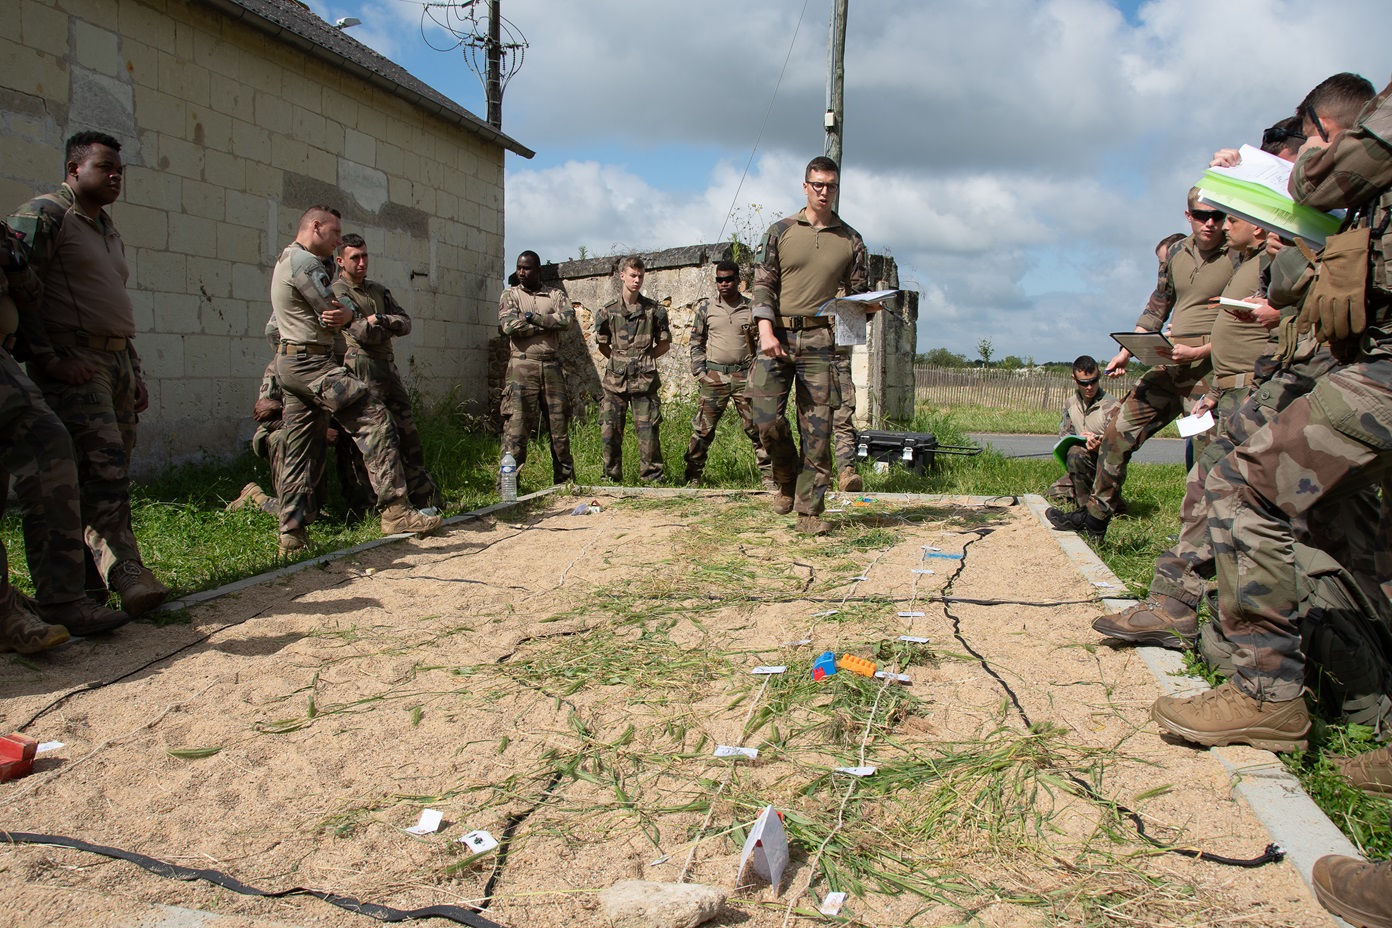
[227,482,271,512]
[838,467,863,493]
[1313,855,1392,928]
[108,560,169,618]
[1091,593,1198,650]
[38,598,130,637]
[1150,681,1309,752]
[795,515,832,536]
[278,529,309,556]
[381,502,443,536]
[1336,743,1392,797]
[0,588,70,654]
[770,483,796,516]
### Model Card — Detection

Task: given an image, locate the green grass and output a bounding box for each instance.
[935,402,1182,439]
[4,394,1383,864]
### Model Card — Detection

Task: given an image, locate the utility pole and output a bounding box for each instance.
[487,0,503,127]
[824,0,847,208]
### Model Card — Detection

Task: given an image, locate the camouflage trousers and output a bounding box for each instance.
[1047,443,1100,509]
[501,356,574,484]
[0,350,86,606]
[1149,347,1382,609]
[1205,343,1392,702]
[833,351,857,473]
[346,350,440,509]
[28,345,143,581]
[683,367,771,484]
[253,420,372,520]
[273,351,406,534]
[600,386,662,483]
[748,326,840,516]
[1086,358,1210,520]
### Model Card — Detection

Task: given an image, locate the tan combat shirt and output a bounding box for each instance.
[1209,252,1271,378]
[1060,387,1118,438]
[499,284,573,360]
[1137,233,1237,339]
[751,207,868,322]
[690,295,753,373]
[270,242,338,348]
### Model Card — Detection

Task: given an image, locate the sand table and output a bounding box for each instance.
[0,494,1326,927]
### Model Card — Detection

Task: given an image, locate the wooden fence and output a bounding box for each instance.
[914,366,1140,411]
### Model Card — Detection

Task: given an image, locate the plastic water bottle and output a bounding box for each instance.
[499,452,518,502]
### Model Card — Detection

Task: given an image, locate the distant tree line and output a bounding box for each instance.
[914,346,1073,374]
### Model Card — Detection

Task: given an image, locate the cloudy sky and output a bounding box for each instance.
[307,0,1388,362]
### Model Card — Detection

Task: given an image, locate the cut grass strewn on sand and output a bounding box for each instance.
[4,395,1387,876]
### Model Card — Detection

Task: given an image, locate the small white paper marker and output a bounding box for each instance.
[1177,410,1215,437]
[811,610,839,618]
[922,545,941,551]
[874,671,911,684]
[404,809,443,835]
[850,576,869,582]
[820,891,848,915]
[1093,581,1113,588]
[457,830,499,853]
[912,568,934,575]
[714,745,759,759]
[897,611,925,618]
[835,766,876,777]
[36,741,64,754]
[737,805,789,892]
[897,635,929,643]
[751,666,787,675]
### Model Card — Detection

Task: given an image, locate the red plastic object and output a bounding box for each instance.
[0,733,38,782]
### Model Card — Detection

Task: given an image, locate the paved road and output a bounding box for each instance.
[968,432,1188,465]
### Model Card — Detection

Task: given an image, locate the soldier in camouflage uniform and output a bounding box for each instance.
[1151,77,1392,761]
[268,206,440,553]
[499,250,575,484]
[749,156,868,534]
[683,260,772,487]
[1045,356,1120,511]
[331,233,440,510]
[593,256,670,483]
[1094,77,1384,650]
[1047,189,1238,541]
[6,132,168,617]
[832,348,862,492]
[0,222,128,648]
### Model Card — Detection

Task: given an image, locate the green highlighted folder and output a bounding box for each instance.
[1053,434,1085,468]
[1196,157,1343,245]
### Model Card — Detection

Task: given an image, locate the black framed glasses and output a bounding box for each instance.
[1305,106,1329,143]
[805,181,839,193]
[1262,124,1306,147]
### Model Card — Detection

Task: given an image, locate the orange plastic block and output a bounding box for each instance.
[0,733,37,782]
[836,655,876,677]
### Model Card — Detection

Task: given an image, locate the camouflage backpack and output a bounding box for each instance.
[1201,542,1392,731]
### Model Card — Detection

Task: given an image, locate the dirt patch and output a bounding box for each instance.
[0,493,1324,926]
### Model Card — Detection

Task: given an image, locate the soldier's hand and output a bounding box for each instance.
[1104,349,1130,377]
[321,302,353,328]
[47,356,96,385]
[253,398,282,422]
[1209,148,1241,168]
[134,376,150,414]
[758,320,786,359]
[325,427,340,445]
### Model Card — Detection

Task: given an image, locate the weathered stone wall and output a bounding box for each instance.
[1,0,507,471]
[488,243,919,428]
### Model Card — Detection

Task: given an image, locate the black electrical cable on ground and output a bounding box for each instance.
[940,535,1283,869]
[0,831,506,926]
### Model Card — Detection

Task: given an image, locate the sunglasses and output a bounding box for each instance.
[715,276,738,284]
[1074,376,1100,387]
[1189,209,1226,224]
[1262,124,1306,147]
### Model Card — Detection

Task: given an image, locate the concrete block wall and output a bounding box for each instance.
[0,0,507,471]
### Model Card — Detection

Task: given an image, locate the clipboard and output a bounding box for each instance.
[1110,331,1173,367]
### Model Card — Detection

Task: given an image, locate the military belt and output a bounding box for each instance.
[705,361,749,374]
[510,351,559,362]
[1212,372,1253,390]
[781,316,831,331]
[1170,334,1211,348]
[47,330,129,352]
[278,342,332,356]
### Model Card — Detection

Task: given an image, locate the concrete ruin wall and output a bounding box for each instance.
[488,243,919,427]
[1,0,507,470]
